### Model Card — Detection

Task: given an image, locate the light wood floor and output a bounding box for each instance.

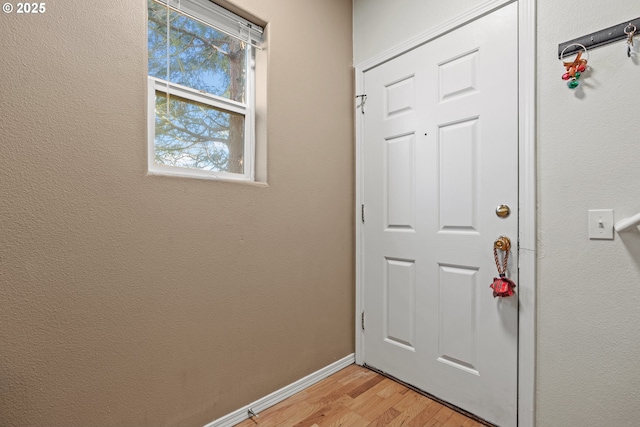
[235,364,489,427]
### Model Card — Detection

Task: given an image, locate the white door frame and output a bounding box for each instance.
[354,1,536,426]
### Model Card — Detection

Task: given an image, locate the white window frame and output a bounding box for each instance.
[147,0,259,182]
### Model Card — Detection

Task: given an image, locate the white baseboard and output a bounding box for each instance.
[203,353,356,427]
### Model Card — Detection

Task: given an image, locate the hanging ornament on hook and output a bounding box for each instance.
[560,43,589,89]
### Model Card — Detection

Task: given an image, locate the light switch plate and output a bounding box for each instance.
[588,209,614,240]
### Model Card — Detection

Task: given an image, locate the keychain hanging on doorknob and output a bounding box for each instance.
[490,236,516,298]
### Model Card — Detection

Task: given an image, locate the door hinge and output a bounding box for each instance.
[361,311,365,330]
[355,94,367,114]
[361,204,365,223]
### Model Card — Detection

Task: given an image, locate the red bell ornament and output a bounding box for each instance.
[491,274,516,298]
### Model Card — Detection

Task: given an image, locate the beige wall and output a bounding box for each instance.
[0,1,354,426]
[354,0,640,425]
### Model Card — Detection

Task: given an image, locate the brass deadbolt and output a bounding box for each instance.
[494,236,511,252]
[496,204,511,218]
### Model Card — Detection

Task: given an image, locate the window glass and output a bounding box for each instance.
[148,1,247,103]
[154,91,245,173]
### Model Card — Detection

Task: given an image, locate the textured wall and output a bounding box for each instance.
[0,1,354,426]
[353,0,481,64]
[536,1,640,425]
[354,0,640,425]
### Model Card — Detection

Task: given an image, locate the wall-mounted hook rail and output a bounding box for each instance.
[614,212,640,232]
[558,17,640,58]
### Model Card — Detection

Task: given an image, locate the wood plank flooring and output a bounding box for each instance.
[234,364,489,427]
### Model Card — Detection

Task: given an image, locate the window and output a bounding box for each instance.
[147,0,264,181]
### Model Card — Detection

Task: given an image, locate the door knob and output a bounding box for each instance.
[494,236,511,252]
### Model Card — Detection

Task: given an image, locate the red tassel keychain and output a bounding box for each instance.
[490,236,516,298]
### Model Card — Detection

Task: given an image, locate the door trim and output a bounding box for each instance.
[354,1,536,426]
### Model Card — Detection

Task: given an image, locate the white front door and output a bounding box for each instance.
[362,4,519,426]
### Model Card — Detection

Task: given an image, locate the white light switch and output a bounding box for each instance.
[588,209,614,240]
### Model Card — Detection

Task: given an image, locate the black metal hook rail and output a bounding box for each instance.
[558,17,640,59]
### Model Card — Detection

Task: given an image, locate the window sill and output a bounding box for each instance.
[147,170,269,187]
